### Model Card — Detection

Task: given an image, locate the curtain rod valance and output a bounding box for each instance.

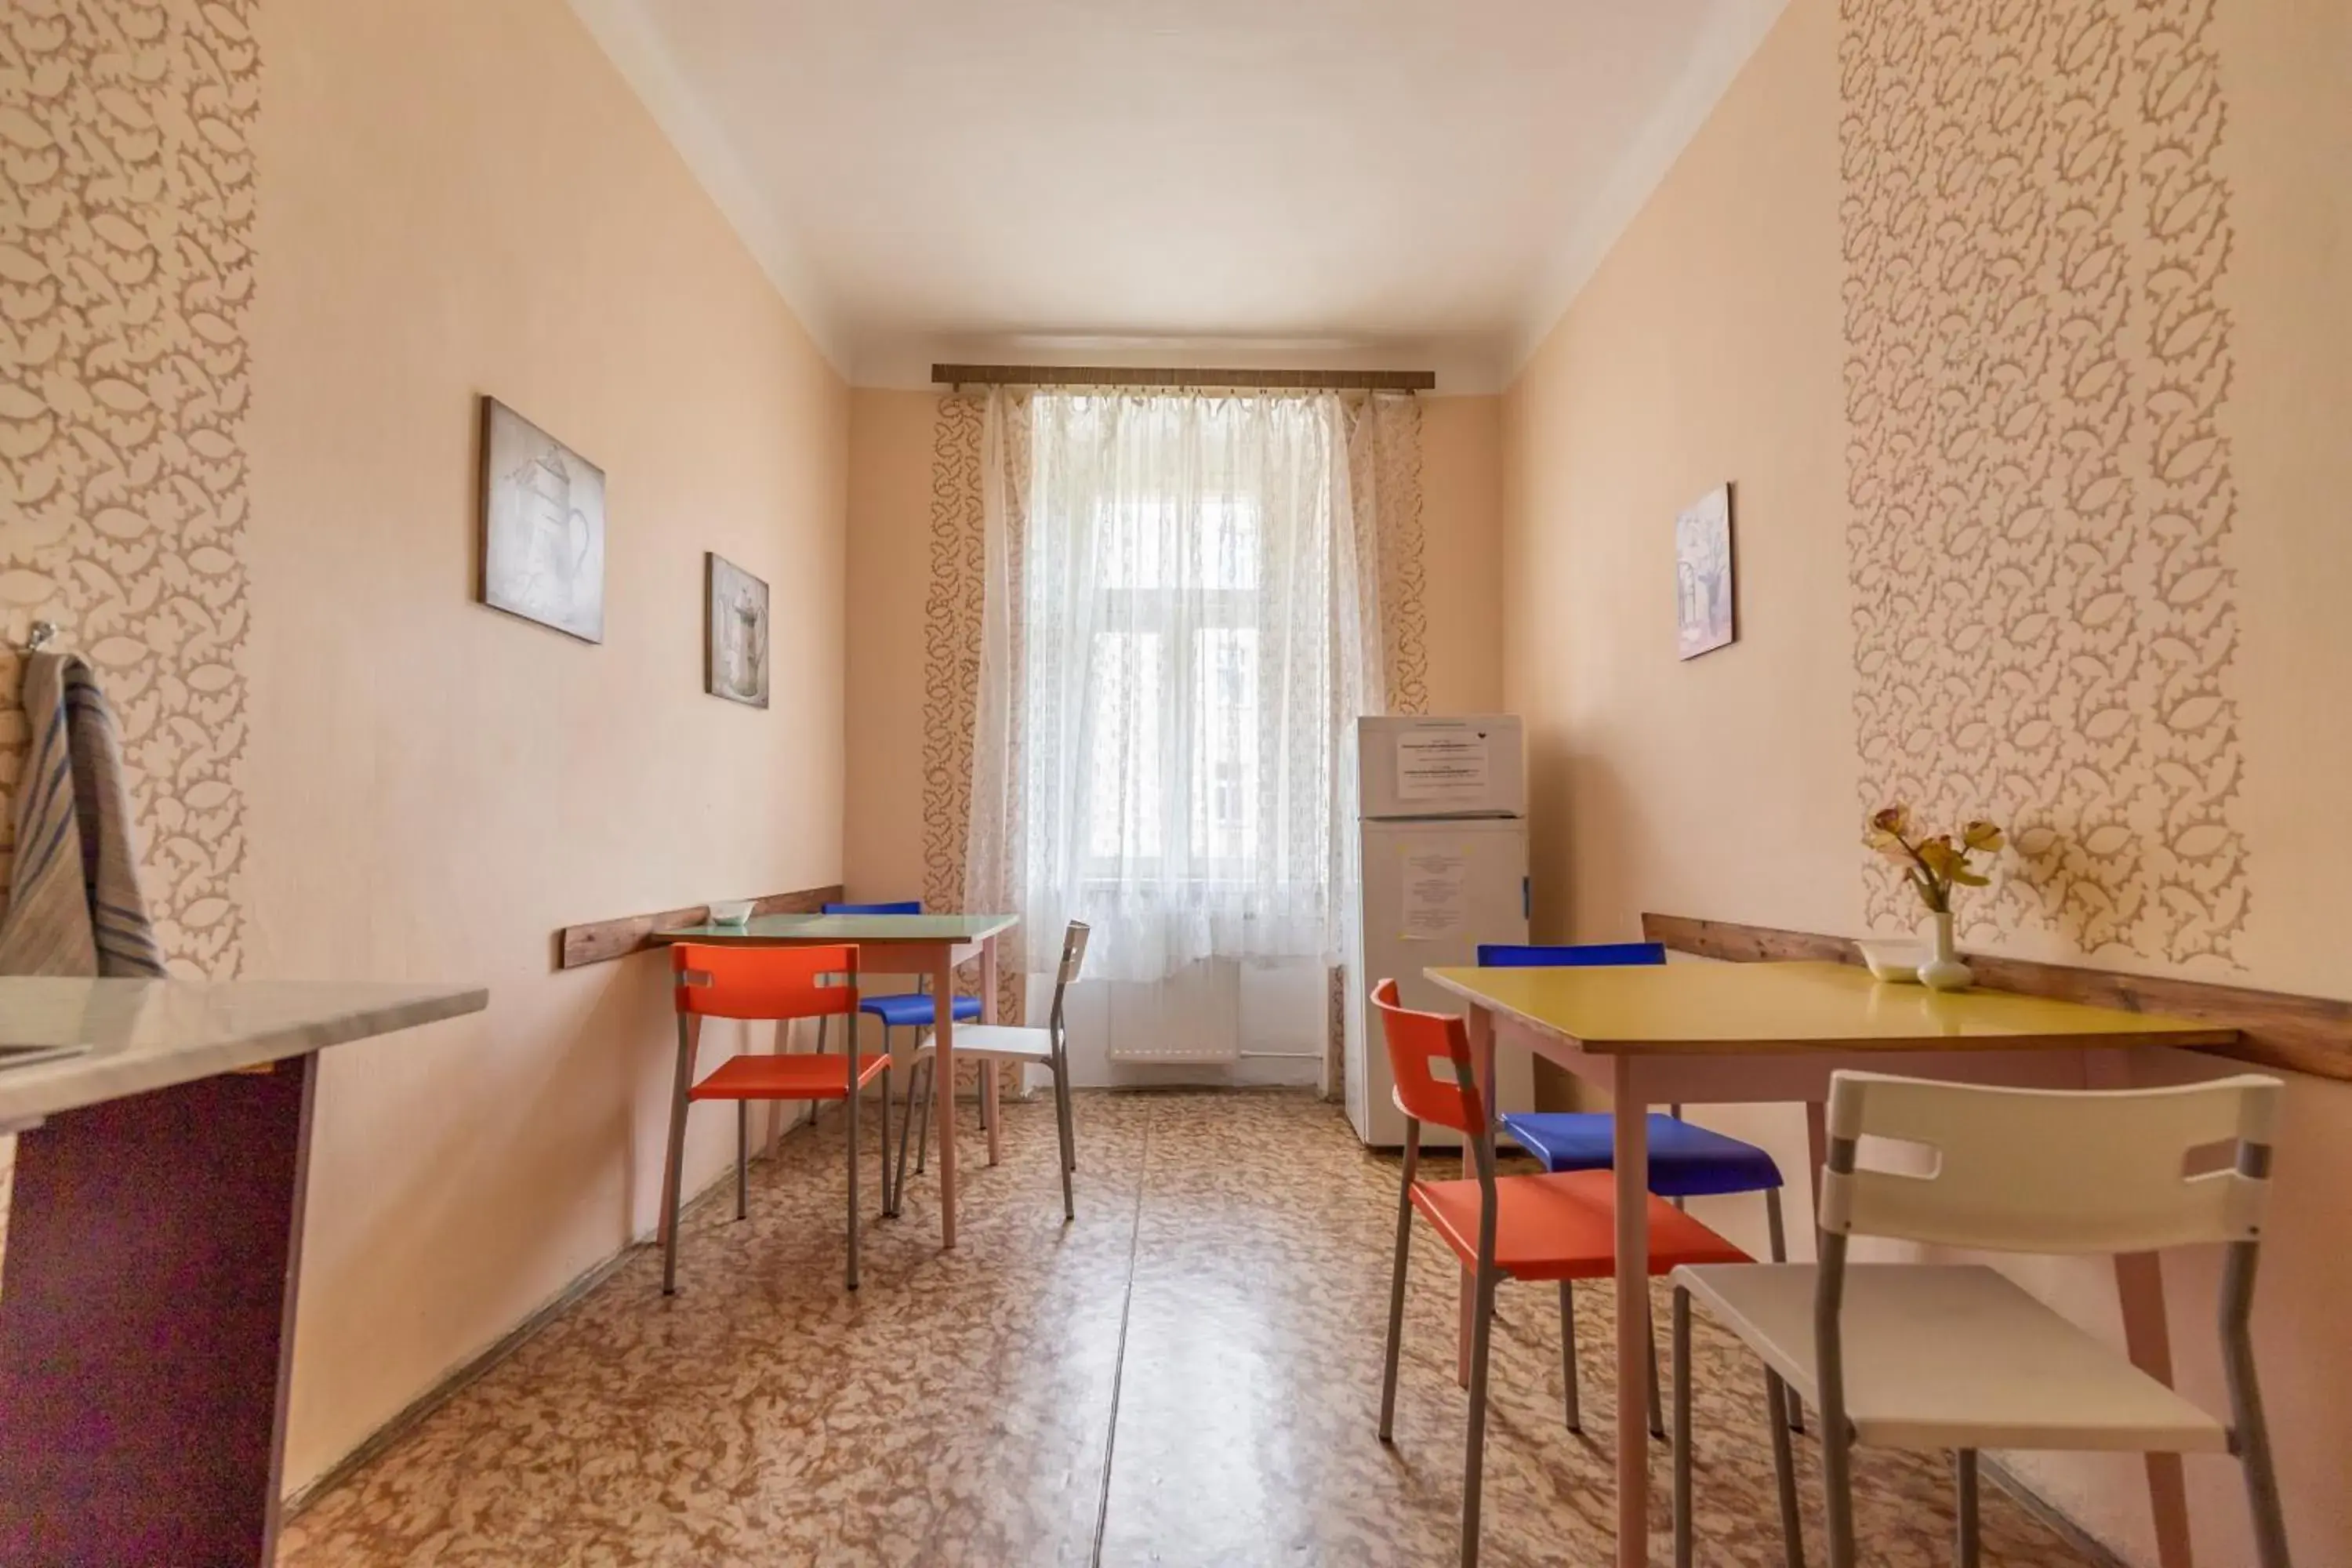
[932,364,1435,393]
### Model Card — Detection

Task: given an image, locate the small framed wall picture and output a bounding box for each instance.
[478,397,607,643]
[1675,483,1736,659]
[705,552,771,709]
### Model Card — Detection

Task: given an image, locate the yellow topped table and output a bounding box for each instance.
[1424,959,2237,1568]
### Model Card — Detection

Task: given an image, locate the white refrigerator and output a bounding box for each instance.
[1344,715,1532,1149]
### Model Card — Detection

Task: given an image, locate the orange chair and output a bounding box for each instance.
[661,943,894,1293]
[1371,978,1748,1568]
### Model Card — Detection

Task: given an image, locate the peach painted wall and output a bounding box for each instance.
[1418,395,1506,717]
[1501,0,2351,1563]
[843,390,1505,910]
[245,0,848,1490]
[842,390,936,912]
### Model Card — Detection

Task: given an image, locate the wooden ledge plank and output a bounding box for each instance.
[557,885,843,970]
[1642,913,2352,1083]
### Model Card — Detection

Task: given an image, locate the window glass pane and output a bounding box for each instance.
[1192,628,1259,864]
[1198,496,1259,590]
[1085,630,1163,862]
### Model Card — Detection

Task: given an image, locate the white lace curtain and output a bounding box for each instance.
[966,388,1388,985]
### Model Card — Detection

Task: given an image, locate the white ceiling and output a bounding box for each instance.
[572,0,1787,390]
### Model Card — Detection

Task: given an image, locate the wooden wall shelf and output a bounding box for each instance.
[557,884,844,970]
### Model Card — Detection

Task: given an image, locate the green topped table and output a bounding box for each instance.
[656,913,1018,1248]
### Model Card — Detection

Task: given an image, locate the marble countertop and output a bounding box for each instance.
[0,978,488,1123]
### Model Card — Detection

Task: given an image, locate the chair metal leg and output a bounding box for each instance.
[2223,1240,2294,1568]
[1818,1234,1857,1568]
[735,1099,749,1221]
[1056,1052,1078,1171]
[1647,1309,1667,1443]
[658,1017,698,1297]
[1766,1186,1803,1433]
[1766,1373,1806,1568]
[894,1054,923,1206]
[810,1014,829,1130]
[1672,1287,1694,1568]
[845,1058,862,1292]
[1461,1260,1498,1568]
[879,1064,895,1218]
[1558,1280,1581,1433]
[914,1054,934,1174]
[1377,1132,1418,1443]
[2241,1420,2296,1568]
[1956,1450,1981,1568]
[980,1058,1000,1165]
[1053,1054,1076,1221]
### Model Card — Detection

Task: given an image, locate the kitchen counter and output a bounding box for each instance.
[0,977,486,1126]
[0,975,487,1566]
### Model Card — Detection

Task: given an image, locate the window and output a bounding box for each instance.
[1080,495,1265,877]
[974,389,1379,986]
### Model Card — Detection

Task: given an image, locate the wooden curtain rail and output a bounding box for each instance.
[931,364,1436,393]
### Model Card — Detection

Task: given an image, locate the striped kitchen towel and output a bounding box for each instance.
[0,649,166,978]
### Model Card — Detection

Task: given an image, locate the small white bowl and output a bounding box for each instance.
[706,899,755,926]
[1855,938,1927,984]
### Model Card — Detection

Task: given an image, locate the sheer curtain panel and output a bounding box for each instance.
[965,389,1386,1062]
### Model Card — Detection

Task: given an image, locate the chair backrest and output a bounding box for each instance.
[1476,941,1666,968]
[1370,978,1484,1140]
[1055,920,1091,987]
[1046,921,1091,1044]
[673,942,860,1022]
[1820,1069,2282,1254]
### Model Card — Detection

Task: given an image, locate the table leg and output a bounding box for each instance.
[935,947,960,1249]
[1806,1099,1830,1258]
[981,935,1002,1167]
[1613,1057,1652,1568]
[0,1056,317,1566]
[1458,1003,1500,1388]
[2083,1051,2194,1568]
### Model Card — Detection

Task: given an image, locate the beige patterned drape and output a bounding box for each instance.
[1351,393,1427,717]
[920,387,1428,1034]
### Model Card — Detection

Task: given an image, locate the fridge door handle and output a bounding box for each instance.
[1522,877,1530,920]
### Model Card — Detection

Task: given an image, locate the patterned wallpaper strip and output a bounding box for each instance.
[1839,0,2247,966]
[0,0,257,979]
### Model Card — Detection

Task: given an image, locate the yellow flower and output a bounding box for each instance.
[1863,830,1912,863]
[1869,805,1910,837]
[1962,820,2005,853]
[1914,836,1962,878]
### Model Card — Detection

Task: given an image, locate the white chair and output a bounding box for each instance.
[895,920,1088,1220]
[1670,1069,2292,1568]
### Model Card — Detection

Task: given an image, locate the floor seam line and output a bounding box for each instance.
[1090,1099,1152,1567]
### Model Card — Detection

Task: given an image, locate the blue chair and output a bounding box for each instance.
[1480,941,1800,1438]
[817,901,989,1135]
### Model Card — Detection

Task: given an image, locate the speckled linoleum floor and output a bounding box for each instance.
[278,1092,2109,1567]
